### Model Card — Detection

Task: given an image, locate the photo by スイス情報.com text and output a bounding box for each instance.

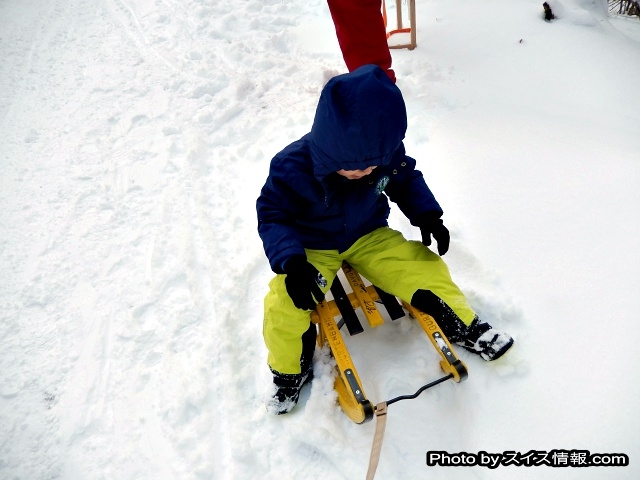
[426,450,629,469]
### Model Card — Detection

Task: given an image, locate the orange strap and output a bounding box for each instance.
[382,0,411,39]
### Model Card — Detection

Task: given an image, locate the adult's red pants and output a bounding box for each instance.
[327,0,396,83]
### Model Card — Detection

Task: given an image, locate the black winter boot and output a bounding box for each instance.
[457,317,514,361]
[266,367,313,415]
[410,290,514,361]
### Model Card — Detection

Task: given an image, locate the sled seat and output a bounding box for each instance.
[310,261,468,424]
[320,262,405,336]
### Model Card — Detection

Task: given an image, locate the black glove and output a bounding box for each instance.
[284,256,327,310]
[417,214,450,256]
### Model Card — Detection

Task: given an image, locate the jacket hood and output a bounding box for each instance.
[309,65,407,179]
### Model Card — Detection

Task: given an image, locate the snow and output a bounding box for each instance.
[1,0,639,478]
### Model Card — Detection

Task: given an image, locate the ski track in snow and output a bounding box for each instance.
[1,0,343,477]
[2,0,639,479]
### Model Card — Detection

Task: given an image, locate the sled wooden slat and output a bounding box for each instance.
[342,263,385,328]
[330,276,364,335]
[371,285,405,320]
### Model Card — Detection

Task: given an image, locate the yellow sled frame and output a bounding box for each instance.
[310,262,468,424]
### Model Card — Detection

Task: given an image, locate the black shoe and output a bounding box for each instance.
[266,367,313,415]
[457,317,514,361]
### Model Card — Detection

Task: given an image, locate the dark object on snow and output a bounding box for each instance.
[543,2,555,21]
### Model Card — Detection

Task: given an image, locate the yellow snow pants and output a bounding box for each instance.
[263,227,476,374]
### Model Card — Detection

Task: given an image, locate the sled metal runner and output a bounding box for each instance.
[310,262,468,424]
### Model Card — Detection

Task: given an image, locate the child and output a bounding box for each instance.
[256,65,513,415]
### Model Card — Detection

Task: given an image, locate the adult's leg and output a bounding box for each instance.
[327,0,396,83]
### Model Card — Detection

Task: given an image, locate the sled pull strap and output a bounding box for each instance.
[366,402,388,480]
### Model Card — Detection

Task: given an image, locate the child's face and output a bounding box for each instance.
[336,166,377,180]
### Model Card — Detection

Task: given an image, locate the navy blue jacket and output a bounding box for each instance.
[257,65,442,274]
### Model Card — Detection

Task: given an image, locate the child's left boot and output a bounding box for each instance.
[409,290,514,361]
[456,317,514,361]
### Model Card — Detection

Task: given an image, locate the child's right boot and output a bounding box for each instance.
[266,366,313,415]
[266,322,316,415]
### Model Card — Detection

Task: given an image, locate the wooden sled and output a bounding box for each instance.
[310,262,468,424]
[383,0,417,50]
